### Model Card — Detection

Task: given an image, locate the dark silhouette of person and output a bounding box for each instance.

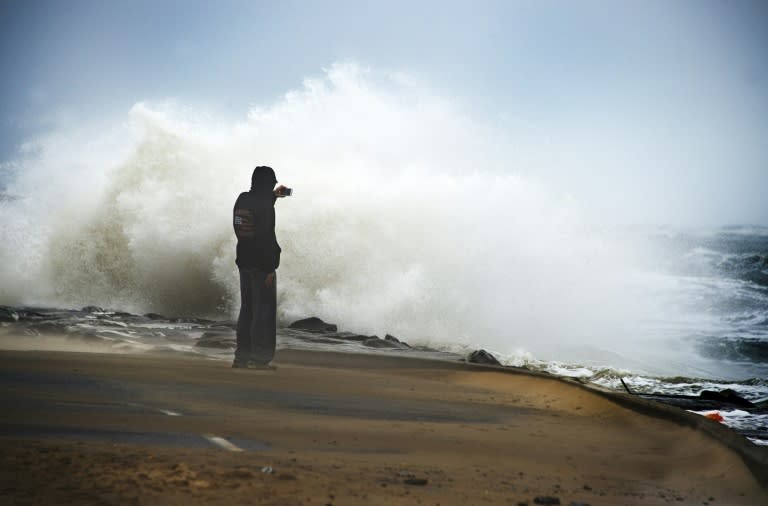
[232,166,288,368]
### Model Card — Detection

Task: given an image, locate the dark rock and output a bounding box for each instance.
[533,497,560,505]
[637,388,757,410]
[363,337,402,349]
[0,306,19,322]
[195,333,236,349]
[170,317,214,324]
[385,334,411,348]
[81,306,106,313]
[700,389,755,408]
[144,313,166,320]
[331,332,369,342]
[403,478,428,486]
[467,349,502,365]
[201,330,234,338]
[289,317,338,333]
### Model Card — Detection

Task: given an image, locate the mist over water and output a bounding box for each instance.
[1,63,765,378]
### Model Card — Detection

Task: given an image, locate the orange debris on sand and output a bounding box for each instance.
[704,411,724,422]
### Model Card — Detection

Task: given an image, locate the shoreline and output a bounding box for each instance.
[1,348,766,505]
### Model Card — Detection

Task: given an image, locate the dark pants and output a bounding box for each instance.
[235,268,276,364]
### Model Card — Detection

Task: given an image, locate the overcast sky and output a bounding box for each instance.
[1,0,766,226]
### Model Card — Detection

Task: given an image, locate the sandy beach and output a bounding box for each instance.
[1,348,766,505]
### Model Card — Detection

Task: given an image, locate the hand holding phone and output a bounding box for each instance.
[274,185,292,197]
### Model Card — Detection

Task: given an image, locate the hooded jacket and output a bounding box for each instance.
[233,167,281,271]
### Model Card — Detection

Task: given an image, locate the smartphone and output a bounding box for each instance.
[281,188,293,196]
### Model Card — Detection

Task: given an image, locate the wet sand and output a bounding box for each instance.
[1,349,766,505]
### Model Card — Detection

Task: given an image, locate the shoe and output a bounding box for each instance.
[245,360,276,370]
[232,359,276,370]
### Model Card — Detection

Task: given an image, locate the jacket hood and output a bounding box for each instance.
[250,166,277,192]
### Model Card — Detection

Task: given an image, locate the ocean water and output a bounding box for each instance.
[0,64,766,444]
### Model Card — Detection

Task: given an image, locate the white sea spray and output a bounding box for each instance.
[0,63,765,380]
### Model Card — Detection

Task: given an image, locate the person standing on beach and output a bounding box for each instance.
[232,166,288,368]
